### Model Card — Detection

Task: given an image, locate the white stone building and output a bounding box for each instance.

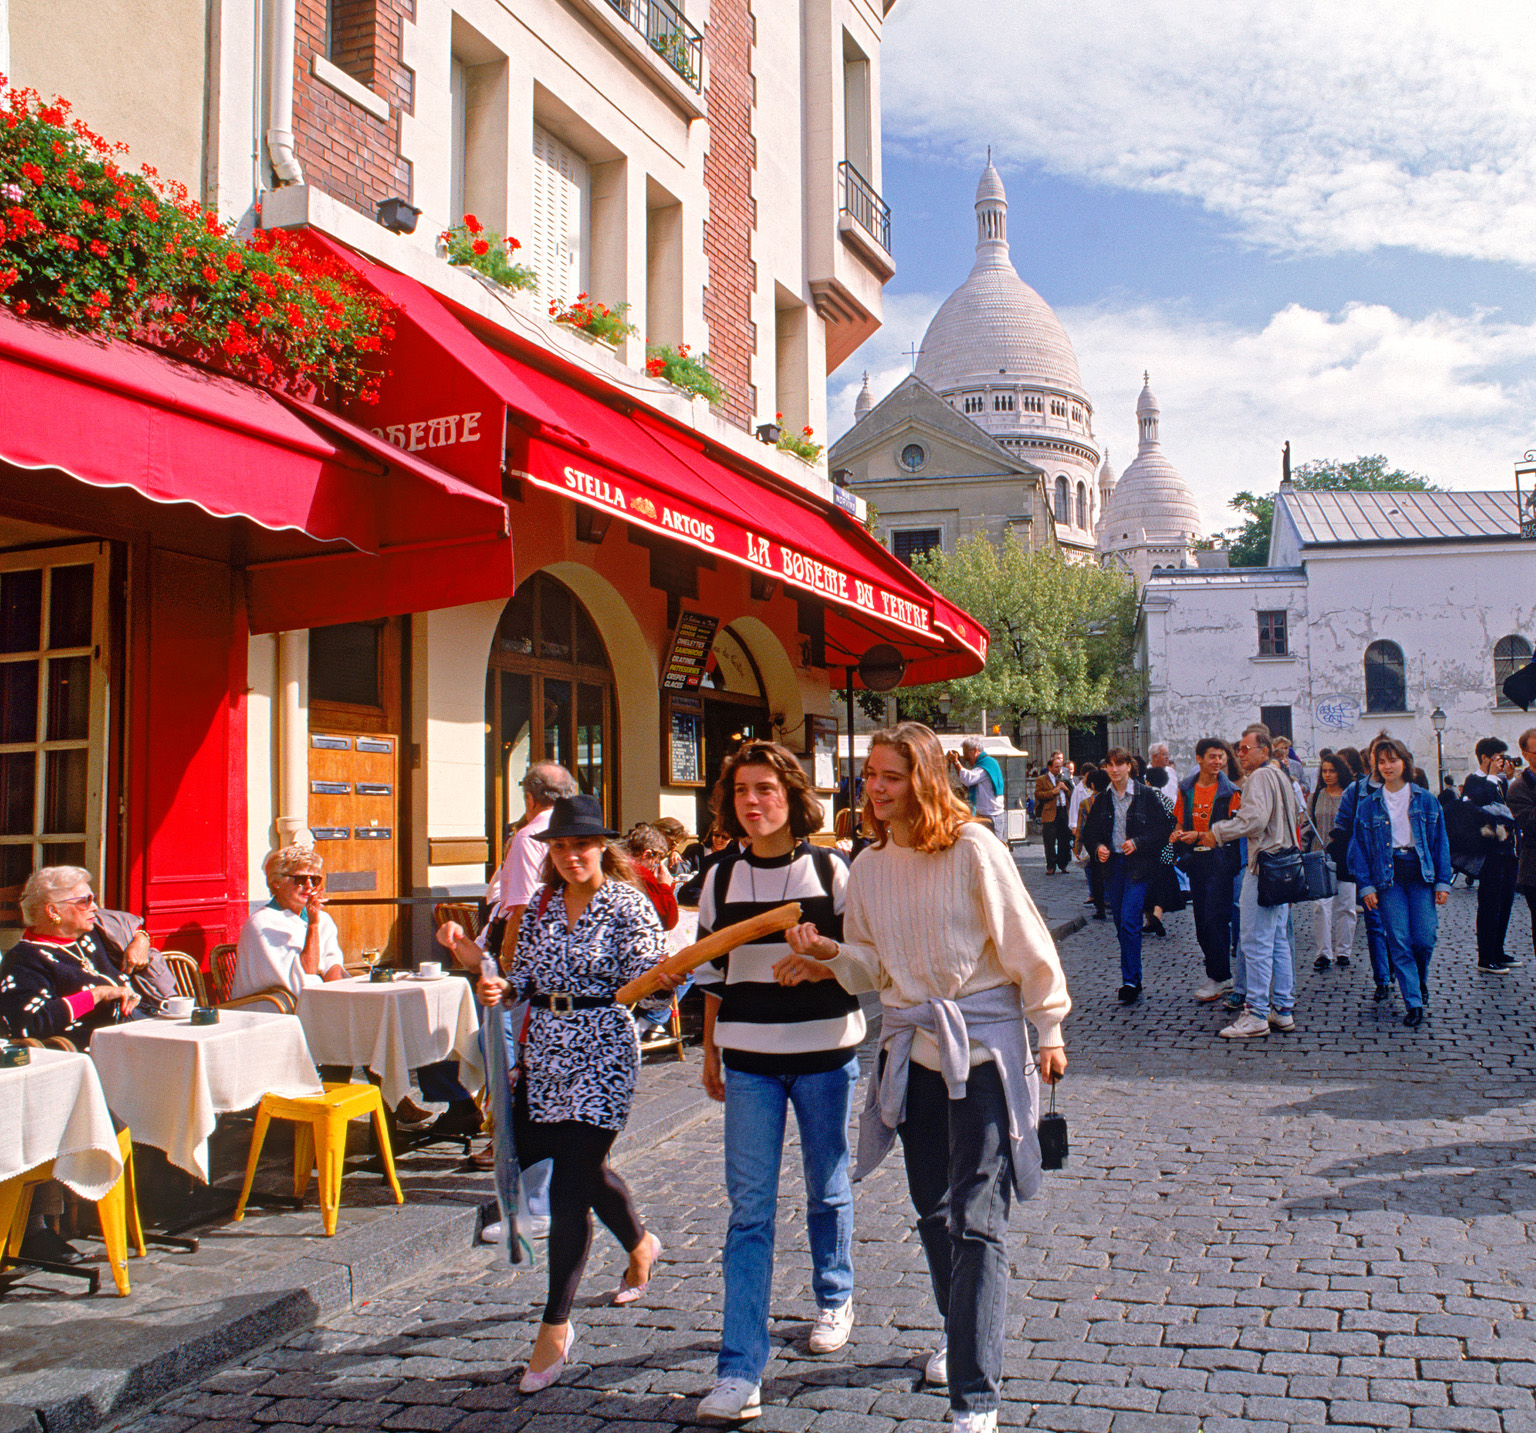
[1138,485,1536,782]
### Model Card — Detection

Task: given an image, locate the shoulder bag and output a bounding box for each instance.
[1256,771,1311,907]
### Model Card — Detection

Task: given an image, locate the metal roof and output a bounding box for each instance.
[1283,489,1519,545]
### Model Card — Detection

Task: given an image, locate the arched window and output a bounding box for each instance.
[1364,640,1406,713]
[1054,476,1069,523]
[1495,634,1533,707]
[1076,481,1088,529]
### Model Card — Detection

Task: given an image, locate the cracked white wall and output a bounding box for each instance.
[1140,541,1536,780]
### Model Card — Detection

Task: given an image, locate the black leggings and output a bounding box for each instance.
[514,1083,645,1324]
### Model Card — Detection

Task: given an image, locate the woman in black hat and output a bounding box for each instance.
[476,793,679,1393]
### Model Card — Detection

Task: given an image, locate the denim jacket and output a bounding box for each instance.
[1347,783,1453,898]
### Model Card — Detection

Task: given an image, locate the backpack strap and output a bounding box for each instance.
[535,884,554,919]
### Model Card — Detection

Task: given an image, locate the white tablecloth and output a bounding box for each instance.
[297,975,485,1110]
[0,1048,123,1201]
[89,1011,323,1180]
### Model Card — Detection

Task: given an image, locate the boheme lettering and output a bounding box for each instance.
[372,411,483,453]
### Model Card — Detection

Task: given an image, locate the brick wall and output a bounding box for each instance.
[701,0,757,431]
[290,0,414,218]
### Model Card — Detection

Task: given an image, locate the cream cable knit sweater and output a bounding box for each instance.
[825,823,1071,1051]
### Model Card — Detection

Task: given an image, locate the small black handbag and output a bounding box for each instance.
[1037,1079,1068,1170]
[1256,774,1311,907]
[1298,806,1338,903]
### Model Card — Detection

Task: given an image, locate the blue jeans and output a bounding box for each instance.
[898,1060,1012,1416]
[1362,900,1390,985]
[1103,855,1149,986]
[1376,868,1439,1009]
[1236,868,1295,1019]
[719,1057,859,1382]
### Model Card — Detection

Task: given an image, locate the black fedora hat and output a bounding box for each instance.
[533,793,618,841]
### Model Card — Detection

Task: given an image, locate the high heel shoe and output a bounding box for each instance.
[519,1324,577,1394]
[614,1231,662,1306]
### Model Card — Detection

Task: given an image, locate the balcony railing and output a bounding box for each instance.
[840,161,891,254]
[605,0,704,91]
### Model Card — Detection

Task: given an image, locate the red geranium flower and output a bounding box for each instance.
[463,214,483,234]
[88,239,109,257]
[201,265,218,283]
[225,250,243,272]
[57,234,79,251]
[20,162,43,184]
[471,238,489,256]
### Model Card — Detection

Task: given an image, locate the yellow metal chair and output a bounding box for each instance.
[0,1126,144,1296]
[162,952,210,1007]
[233,1083,403,1236]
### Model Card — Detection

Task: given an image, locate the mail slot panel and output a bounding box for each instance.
[356,783,393,797]
[356,738,393,754]
[311,734,351,751]
[326,871,377,892]
[354,826,392,840]
[312,827,349,841]
[311,780,349,795]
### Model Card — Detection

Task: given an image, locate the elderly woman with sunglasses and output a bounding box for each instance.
[232,844,347,1003]
[0,866,142,1044]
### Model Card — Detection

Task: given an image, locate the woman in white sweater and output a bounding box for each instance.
[780,723,1070,1433]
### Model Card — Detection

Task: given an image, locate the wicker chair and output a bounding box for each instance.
[433,902,482,940]
[162,952,211,1007]
[209,943,238,1004]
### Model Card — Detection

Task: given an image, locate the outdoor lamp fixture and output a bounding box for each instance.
[750,573,777,601]
[376,197,421,234]
[755,421,783,445]
[1431,705,1448,791]
[575,507,611,544]
[936,690,953,730]
[832,467,853,489]
[1431,705,1447,732]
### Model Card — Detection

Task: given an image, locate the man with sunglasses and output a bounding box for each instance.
[0,867,143,1045]
[232,845,347,1002]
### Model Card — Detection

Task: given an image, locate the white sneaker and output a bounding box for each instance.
[1220,1010,1270,1039]
[1194,978,1233,1002]
[808,1298,854,1353]
[952,1413,997,1433]
[924,1338,948,1385]
[1267,1010,1296,1032]
[479,1220,503,1245]
[697,1377,762,1423]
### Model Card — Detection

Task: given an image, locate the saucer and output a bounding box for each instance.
[409,972,448,982]
[156,1011,192,1021]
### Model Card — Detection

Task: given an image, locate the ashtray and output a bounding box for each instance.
[190,1007,220,1026]
[369,967,394,983]
[0,1044,30,1068]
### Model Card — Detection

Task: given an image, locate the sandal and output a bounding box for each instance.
[614,1231,662,1306]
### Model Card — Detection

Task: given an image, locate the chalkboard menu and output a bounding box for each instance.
[661,610,721,691]
[807,714,839,792]
[664,693,707,787]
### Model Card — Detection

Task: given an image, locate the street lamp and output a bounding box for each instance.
[1431,706,1447,792]
[936,691,953,730]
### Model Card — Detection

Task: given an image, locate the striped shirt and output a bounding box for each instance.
[695,842,862,1074]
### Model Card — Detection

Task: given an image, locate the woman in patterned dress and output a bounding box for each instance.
[476,793,678,1392]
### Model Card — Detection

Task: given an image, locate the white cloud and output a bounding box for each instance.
[881,0,1536,265]
[834,298,1536,533]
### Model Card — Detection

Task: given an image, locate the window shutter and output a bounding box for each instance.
[531,125,589,307]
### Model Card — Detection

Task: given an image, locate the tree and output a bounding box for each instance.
[1225,455,1438,567]
[907,535,1142,728]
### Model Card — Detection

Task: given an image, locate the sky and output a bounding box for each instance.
[827,0,1536,536]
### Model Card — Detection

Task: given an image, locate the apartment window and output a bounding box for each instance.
[531,123,590,307]
[449,24,510,234]
[1364,639,1406,713]
[310,623,383,708]
[842,35,872,182]
[1076,482,1088,530]
[326,0,375,84]
[1257,609,1288,657]
[899,443,926,473]
[1495,634,1533,707]
[646,179,684,349]
[892,528,941,566]
[1260,705,1293,742]
[1054,476,1069,523]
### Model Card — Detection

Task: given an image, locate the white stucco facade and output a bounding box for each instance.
[1139,488,1536,782]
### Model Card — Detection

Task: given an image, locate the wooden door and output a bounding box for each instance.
[309,731,398,961]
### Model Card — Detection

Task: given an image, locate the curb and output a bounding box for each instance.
[1050,914,1087,942]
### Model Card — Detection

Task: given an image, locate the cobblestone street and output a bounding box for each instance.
[115,856,1536,1433]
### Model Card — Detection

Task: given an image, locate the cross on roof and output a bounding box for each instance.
[903,342,921,370]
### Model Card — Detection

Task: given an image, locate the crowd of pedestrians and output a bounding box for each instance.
[1052,722,1534,1035]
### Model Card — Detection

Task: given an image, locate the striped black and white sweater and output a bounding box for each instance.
[695,842,862,1074]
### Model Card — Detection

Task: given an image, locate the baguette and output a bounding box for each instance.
[615,901,802,1005]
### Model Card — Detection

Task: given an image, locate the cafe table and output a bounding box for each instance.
[296,973,485,1112]
[89,1010,323,1182]
[0,1047,131,1294]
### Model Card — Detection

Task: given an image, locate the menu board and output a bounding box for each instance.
[661,610,721,691]
[807,714,839,791]
[665,693,707,787]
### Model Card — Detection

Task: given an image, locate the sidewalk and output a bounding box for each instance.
[0,844,1077,1433]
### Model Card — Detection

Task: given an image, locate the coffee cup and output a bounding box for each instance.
[416,961,442,979]
[163,995,194,1018]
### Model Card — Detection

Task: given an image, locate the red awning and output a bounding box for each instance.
[298,234,987,684]
[0,309,513,632]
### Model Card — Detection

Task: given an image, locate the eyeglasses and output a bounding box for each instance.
[286,874,323,887]
[60,893,97,909]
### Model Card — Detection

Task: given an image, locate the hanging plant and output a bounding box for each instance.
[547,292,637,345]
[440,213,537,292]
[645,341,724,404]
[0,81,394,402]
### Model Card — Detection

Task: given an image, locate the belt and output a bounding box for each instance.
[527,992,615,1012]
